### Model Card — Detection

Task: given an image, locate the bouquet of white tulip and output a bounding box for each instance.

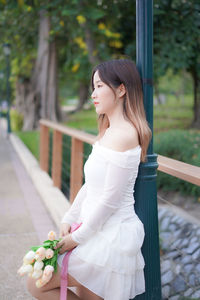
[18,231,62,288]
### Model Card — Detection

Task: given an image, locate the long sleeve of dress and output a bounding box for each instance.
[61,183,87,225]
[71,162,134,244]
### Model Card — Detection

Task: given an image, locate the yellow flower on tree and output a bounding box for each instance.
[71,63,80,73]
[112,32,121,39]
[109,40,123,48]
[27,6,32,12]
[59,20,64,27]
[74,37,87,50]
[103,28,121,39]
[98,23,106,30]
[76,15,86,24]
[17,0,24,6]
[105,29,113,38]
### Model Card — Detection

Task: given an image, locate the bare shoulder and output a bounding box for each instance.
[101,124,139,152]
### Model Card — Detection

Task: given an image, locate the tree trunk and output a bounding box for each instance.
[76,82,89,112]
[15,79,40,130]
[32,10,50,119]
[33,10,61,122]
[191,69,200,129]
[16,10,61,131]
[46,40,62,121]
[83,22,100,65]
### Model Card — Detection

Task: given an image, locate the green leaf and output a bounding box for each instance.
[31,246,41,251]
[61,8,77,16]
[43,241,53,247]
[83,7,106,20]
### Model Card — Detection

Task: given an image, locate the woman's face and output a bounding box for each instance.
[91,71,116,115]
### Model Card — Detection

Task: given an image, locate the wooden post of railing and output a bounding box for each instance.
[70,138,84,203]
[40,123,49,172]
[52,130,63,189]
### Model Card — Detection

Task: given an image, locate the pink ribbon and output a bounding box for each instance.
[60,223,82,300]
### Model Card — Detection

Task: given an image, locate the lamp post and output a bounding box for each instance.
[134,1,162,299]
[3,43,11,134]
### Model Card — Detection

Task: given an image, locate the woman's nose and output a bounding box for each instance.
[91,90,96,99]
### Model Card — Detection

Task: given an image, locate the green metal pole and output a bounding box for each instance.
[133,1,162,299]
[6,53,11,134]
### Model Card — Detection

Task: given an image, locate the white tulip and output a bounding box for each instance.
[43,265,54,276]
[23,264,33,274]
[17,265,26,276]
[48,231,56,241]
[18,264,33,276]
[34,261,44,271]
[24,251,35,263]
[45,249,54,259]
[32,269,43,279]
[35,247,46,261]
[23,257,30,265]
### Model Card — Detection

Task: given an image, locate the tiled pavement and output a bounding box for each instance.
[0,121,57,300]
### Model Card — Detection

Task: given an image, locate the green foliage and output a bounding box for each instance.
[11,50,36,80]
[65,106,98,133]
[10,108,23,131]
[154,129,200,200]
[153,94,193,132]
[16,130,39,160]
[0,1,38,103]
[0,110,7,118]
[154,0,200,77]
[157,69,193,96]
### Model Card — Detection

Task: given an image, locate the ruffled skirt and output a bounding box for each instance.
[57,214,145,300]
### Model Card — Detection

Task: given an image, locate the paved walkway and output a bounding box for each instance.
[0,120,57,300]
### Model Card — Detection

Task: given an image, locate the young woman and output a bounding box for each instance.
[27,59,152,300]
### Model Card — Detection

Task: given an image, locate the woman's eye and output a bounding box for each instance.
[97,84,102,88]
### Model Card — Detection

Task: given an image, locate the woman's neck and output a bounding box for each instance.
[106,105,127,129]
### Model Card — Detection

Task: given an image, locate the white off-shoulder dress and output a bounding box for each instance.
[57,141,145,300]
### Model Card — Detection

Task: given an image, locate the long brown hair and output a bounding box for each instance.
[91,59,152,162]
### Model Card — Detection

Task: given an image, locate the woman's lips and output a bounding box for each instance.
[94,102,99,105]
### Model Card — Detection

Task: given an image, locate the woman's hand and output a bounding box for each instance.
[55,234,79,254]
[59,223,71,238]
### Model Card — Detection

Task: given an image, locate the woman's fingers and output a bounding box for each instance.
[54,237,69,254]
[59,223,71,238]
[54,239,64,250]
[55,235,77,254]
[59,246,68,255]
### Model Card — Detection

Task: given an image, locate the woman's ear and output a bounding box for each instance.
[117,83,126,98]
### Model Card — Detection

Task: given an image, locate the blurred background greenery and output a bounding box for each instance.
[0,0,199,199]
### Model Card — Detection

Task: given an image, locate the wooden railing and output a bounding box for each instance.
[40,119,96,203]
[157,155,200,186]
[39,119,200,203]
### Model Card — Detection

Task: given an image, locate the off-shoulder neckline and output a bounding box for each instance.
[93,141,141,153]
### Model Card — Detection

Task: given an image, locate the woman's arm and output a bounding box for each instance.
[61,182,87,226]
[71,162,133,244]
